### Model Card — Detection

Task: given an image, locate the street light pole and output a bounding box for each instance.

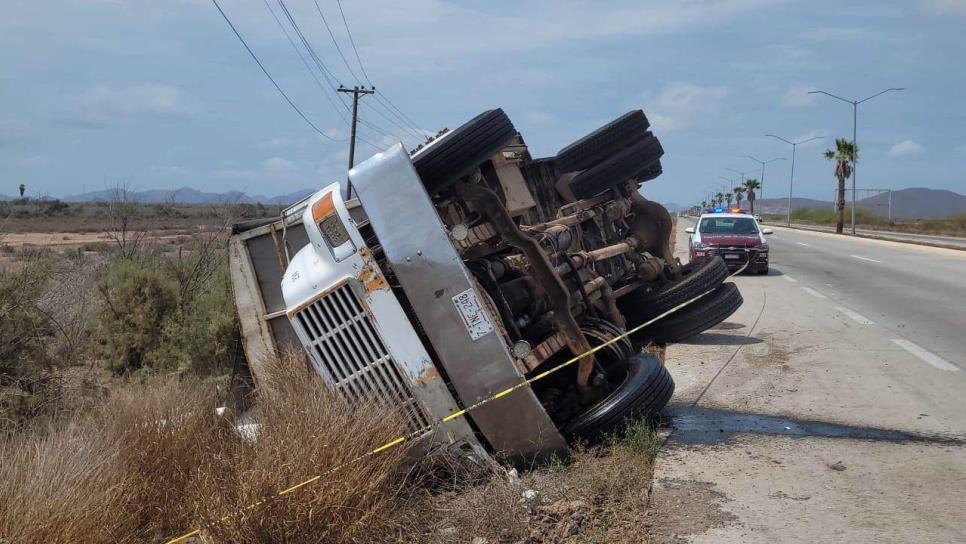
[808,88,904,235]
[743,155,785,209]
[765,134,823,226]
[725,168,746,191]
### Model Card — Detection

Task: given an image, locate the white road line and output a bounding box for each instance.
[850,254,882,263]
[801,286,826,299]
[796,242,811,247]
[891,339,959,372]
[835,306,874,325]
[782,275,797,283]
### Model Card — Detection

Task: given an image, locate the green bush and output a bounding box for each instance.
[94,258,179,374]
[790,207,891,226]
[147,271,239,375]
[0,254,59,426]
[93,251,238,376]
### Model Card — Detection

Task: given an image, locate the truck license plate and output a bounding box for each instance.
[452,288,494,341]
[725,254,741,260]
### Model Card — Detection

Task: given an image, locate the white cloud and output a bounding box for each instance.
[780,86,817,108]
[336,0,784,69]
[149,165,191,177]
[262,156,298,172]
[79,83,196,121]
[927,0,966,16]
[640,82,729,132]
[887,140,925,157]
[800,27,872,42]
[261,138,290,150]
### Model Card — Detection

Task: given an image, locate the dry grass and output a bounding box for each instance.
[1,345,665,544]
[411,421,663,544]
[0,352,413,544]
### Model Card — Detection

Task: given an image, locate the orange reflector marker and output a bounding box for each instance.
[311,192,336,222]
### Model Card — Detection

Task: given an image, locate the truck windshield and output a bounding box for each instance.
[699,217,759,234]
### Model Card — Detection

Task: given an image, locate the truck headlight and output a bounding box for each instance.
[311,191,354,261]
[311,193,348,246]
[754,242,769,251]
[692,241,705,249]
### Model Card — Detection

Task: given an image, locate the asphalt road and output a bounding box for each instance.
[646,219,966,543]
[766,223,966,368]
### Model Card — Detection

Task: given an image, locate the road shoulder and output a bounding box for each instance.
[645,220,966,543]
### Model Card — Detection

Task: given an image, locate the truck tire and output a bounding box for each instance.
[564,353,673,444]
[412,109,517,195]
[634,160,663,183]
[555,110,651,173]
[640,282,743,344]
[569,134,664,199]
[620,257,729,327]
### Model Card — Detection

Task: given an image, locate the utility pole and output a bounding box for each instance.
[808,88,904,234]
[338,85,375,197]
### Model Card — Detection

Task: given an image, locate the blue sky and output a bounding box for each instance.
[2,0,965,205]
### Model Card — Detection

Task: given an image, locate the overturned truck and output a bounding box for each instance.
[229,110,742,460]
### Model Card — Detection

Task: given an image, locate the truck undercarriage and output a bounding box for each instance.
[238,108,743,461]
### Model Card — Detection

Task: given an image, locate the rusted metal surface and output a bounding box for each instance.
[630,193,680,276]
[415,364,440,386]
[355,248,390,293]
[583,276,625,329]
[522,331,567,372]
[458,182,597,390]
[452,221,498,251]
[351,145,567,462]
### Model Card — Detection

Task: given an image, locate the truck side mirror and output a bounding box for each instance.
[762,228,773,235]
[684,227,695,234]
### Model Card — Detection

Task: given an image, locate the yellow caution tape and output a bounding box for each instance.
[163,266,742,544]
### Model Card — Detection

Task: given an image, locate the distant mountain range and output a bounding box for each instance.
[58,187,317,205]
[754,188,966,219]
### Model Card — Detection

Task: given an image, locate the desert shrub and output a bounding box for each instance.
[148,269,240,375]
[92,227,239,376]
[791,207,891,226]
[0,253,60,426]
[0,378,226,544]
[94,257,180,374]
[0,354,413,544]
[41,199,70,215]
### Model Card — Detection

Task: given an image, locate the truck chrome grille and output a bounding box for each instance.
[294,282,429,432]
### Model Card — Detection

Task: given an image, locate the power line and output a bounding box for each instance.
[376,91,424,137]
[312,0,361,84]
[363,99,424,141]
[261,0,347,125]
[333,0,425,137]
[335,0,372,85]
[275,0,342,88]
[274,0,406,145]
[210,0,343,142]
[308,0,420,144]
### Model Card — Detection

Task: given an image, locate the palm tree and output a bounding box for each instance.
[743,178,761,214]
[715,192,724,207]
[824,138,858,234]
[725,192,734,207]
[700,200,707,210]
[733,186,746,210]
[18,183,25,197]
